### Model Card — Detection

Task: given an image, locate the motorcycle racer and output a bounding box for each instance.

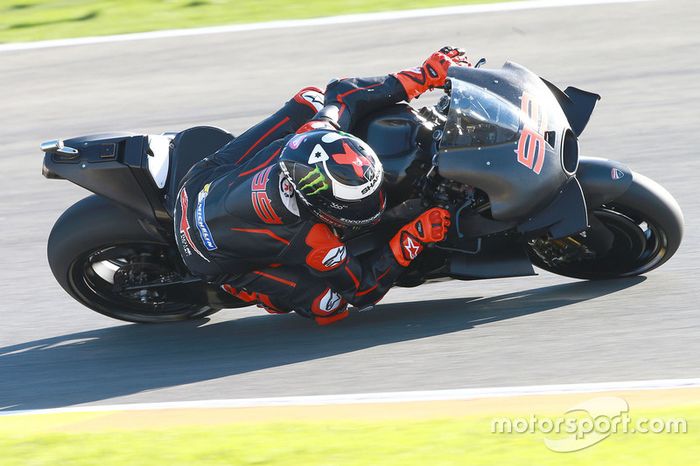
[174,47,470,324]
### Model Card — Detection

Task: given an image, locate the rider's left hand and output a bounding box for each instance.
[395,46,472,100]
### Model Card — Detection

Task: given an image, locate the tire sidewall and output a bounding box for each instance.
[47,195,218,323]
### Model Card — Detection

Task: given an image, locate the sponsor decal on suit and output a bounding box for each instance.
[195,183,217,251]
[279,176,300,216]
[177,187,210,262]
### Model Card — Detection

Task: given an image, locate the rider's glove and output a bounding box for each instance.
[294,302,350,326]
[389,207,451,267]
[395,46,471,100]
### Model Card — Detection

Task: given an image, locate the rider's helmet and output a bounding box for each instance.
[278,129,385,228]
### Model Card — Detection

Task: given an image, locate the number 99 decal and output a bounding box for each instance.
[516,92,548,175]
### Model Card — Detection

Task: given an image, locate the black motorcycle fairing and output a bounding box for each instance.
[42,127,235,226]
[43,133,170,223]
[576,156,634,209]
[540,78,601,137]
[517,177,589,239]
[448,235,536,280]
[437,63,576,222]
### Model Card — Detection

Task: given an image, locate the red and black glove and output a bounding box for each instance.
[389,207,451,267]
[395,46,471,100]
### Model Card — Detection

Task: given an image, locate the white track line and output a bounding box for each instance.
[2,377,697,416]
[0,0,651,53]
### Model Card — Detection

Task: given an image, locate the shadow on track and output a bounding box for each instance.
[0,277,644,410]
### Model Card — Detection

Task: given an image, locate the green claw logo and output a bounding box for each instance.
[298,166,329,196]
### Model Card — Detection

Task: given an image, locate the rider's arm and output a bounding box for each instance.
[298,208,451,308]
[309,47,470,131]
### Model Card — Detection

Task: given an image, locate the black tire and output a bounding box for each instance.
[48,195,221,323]
[528,172,684,279]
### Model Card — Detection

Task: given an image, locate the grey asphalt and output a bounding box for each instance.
[1,0,698,411]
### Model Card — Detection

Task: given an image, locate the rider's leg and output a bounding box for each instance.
[222,265,348,323]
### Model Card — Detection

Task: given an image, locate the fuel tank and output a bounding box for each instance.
[354,104,432,207]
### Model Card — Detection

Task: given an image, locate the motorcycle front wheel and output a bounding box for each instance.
[527,172,683,279]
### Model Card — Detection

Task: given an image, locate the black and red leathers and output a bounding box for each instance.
[174,50,464,324]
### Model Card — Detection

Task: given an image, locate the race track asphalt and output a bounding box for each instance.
[1,0,698,410]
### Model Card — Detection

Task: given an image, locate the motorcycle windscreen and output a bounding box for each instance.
[437,70,570,222]
[440,82,520,149]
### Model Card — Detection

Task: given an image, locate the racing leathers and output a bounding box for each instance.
[174,48,464,324]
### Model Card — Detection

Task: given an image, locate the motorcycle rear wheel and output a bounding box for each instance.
[48,195,221,323]
[528,172,683,279]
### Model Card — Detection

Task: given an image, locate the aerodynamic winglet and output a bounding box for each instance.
[541,78,601,136]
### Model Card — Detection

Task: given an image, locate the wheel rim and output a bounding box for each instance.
[593,208,665,275]
[529,206,668,278]
[68,243,209,319]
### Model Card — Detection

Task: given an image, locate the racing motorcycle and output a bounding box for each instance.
[41,61,684,323]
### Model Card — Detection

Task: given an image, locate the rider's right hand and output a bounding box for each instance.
[389,207,451,267]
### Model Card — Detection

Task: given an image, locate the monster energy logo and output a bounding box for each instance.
[298,166,329,196]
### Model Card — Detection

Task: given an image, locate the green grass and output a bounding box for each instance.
[0,406,697,465]
[0,0,508,43]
